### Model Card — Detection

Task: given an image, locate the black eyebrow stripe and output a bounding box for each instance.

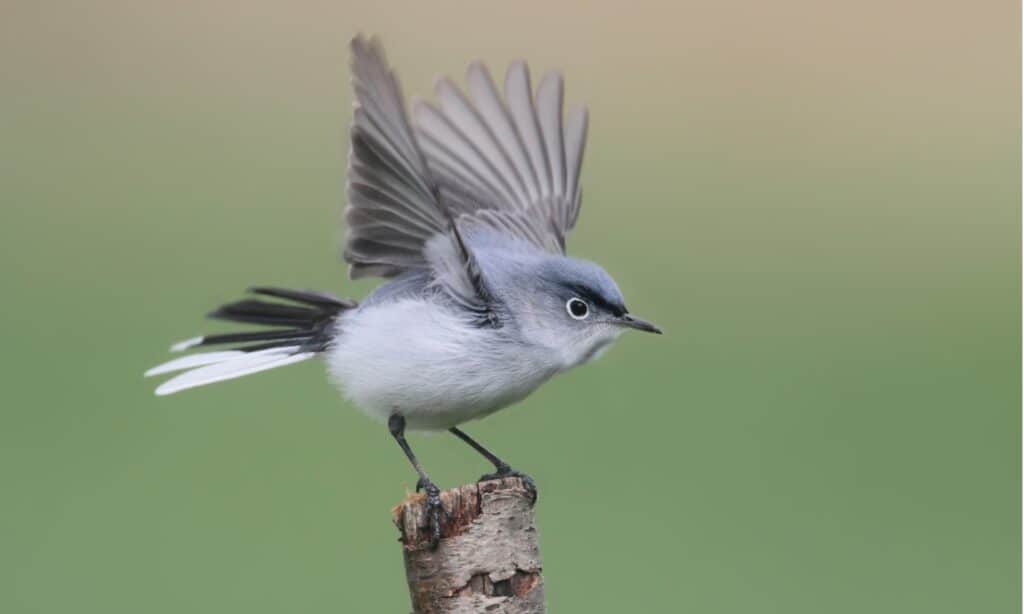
[566,283,625,317]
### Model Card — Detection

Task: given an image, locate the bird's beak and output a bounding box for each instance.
[617,313,663,334]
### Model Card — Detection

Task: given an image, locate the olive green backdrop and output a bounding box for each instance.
[2,1,1019,612]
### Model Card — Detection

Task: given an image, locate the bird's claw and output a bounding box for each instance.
[417,481,448,550]
[479,465,538,505]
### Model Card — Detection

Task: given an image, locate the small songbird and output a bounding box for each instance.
[146,35,661,546]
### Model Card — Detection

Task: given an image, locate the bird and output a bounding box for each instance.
[146,35,661,547]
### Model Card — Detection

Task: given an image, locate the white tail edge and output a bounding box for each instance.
[169,336,204,352]
[149,347,315,396]
[145,351,246,377]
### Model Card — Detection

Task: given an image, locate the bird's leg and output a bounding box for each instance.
[448,427,537,504]
[388,414,447,549]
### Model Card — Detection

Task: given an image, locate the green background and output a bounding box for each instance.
[2,1,1019,612]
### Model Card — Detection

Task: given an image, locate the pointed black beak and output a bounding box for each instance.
[617,313,663,334]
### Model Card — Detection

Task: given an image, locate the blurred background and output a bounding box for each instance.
[1,1,1019,612]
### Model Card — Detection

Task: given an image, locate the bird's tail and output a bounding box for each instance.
[145,287,356,396]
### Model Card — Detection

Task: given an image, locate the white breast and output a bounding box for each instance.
[326,298,562,431]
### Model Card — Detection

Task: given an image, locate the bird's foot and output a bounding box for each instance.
[414,478,448,549]
[478,465,538,505]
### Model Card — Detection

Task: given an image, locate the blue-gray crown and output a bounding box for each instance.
[536,256,627,316]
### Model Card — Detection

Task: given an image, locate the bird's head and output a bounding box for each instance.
[490,253,662,369]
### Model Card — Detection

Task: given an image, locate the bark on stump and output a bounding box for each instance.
[393,477,545,613]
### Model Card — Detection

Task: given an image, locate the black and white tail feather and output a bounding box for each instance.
[145,287,355,396]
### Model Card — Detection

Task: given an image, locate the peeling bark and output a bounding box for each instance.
[393,477,545,613]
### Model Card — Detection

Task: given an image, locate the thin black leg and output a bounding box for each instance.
[448,427,537,504]
[389,414,446,548]
[448,426,510,472]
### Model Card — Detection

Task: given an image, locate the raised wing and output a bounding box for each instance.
[344,36,589,281]
[412,62,588,254]
[344,36,446,279]
[343,36,589,324]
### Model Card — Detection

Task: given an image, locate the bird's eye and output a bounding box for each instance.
[566,297,590,320]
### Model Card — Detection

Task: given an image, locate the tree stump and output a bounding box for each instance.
[393,477,545,613]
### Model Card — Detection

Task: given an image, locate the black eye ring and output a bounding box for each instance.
[566,297,590,320]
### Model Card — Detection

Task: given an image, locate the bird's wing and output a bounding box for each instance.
[344,36,447,279]
[345,36,501,319]
[412,61,588,254]
[344,36,587,318]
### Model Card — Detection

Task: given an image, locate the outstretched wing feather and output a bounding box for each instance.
[344,36,447,279]
[343,36,590,314]
[413,59,588,253]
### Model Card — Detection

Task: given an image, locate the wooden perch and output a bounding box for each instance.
[393,477,545,613]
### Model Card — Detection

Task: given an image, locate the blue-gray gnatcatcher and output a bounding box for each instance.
[146,35,661,545]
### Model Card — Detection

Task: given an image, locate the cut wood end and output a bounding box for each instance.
[391,490,426,519]
[392,477,532,549]
[393,476,546,611]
